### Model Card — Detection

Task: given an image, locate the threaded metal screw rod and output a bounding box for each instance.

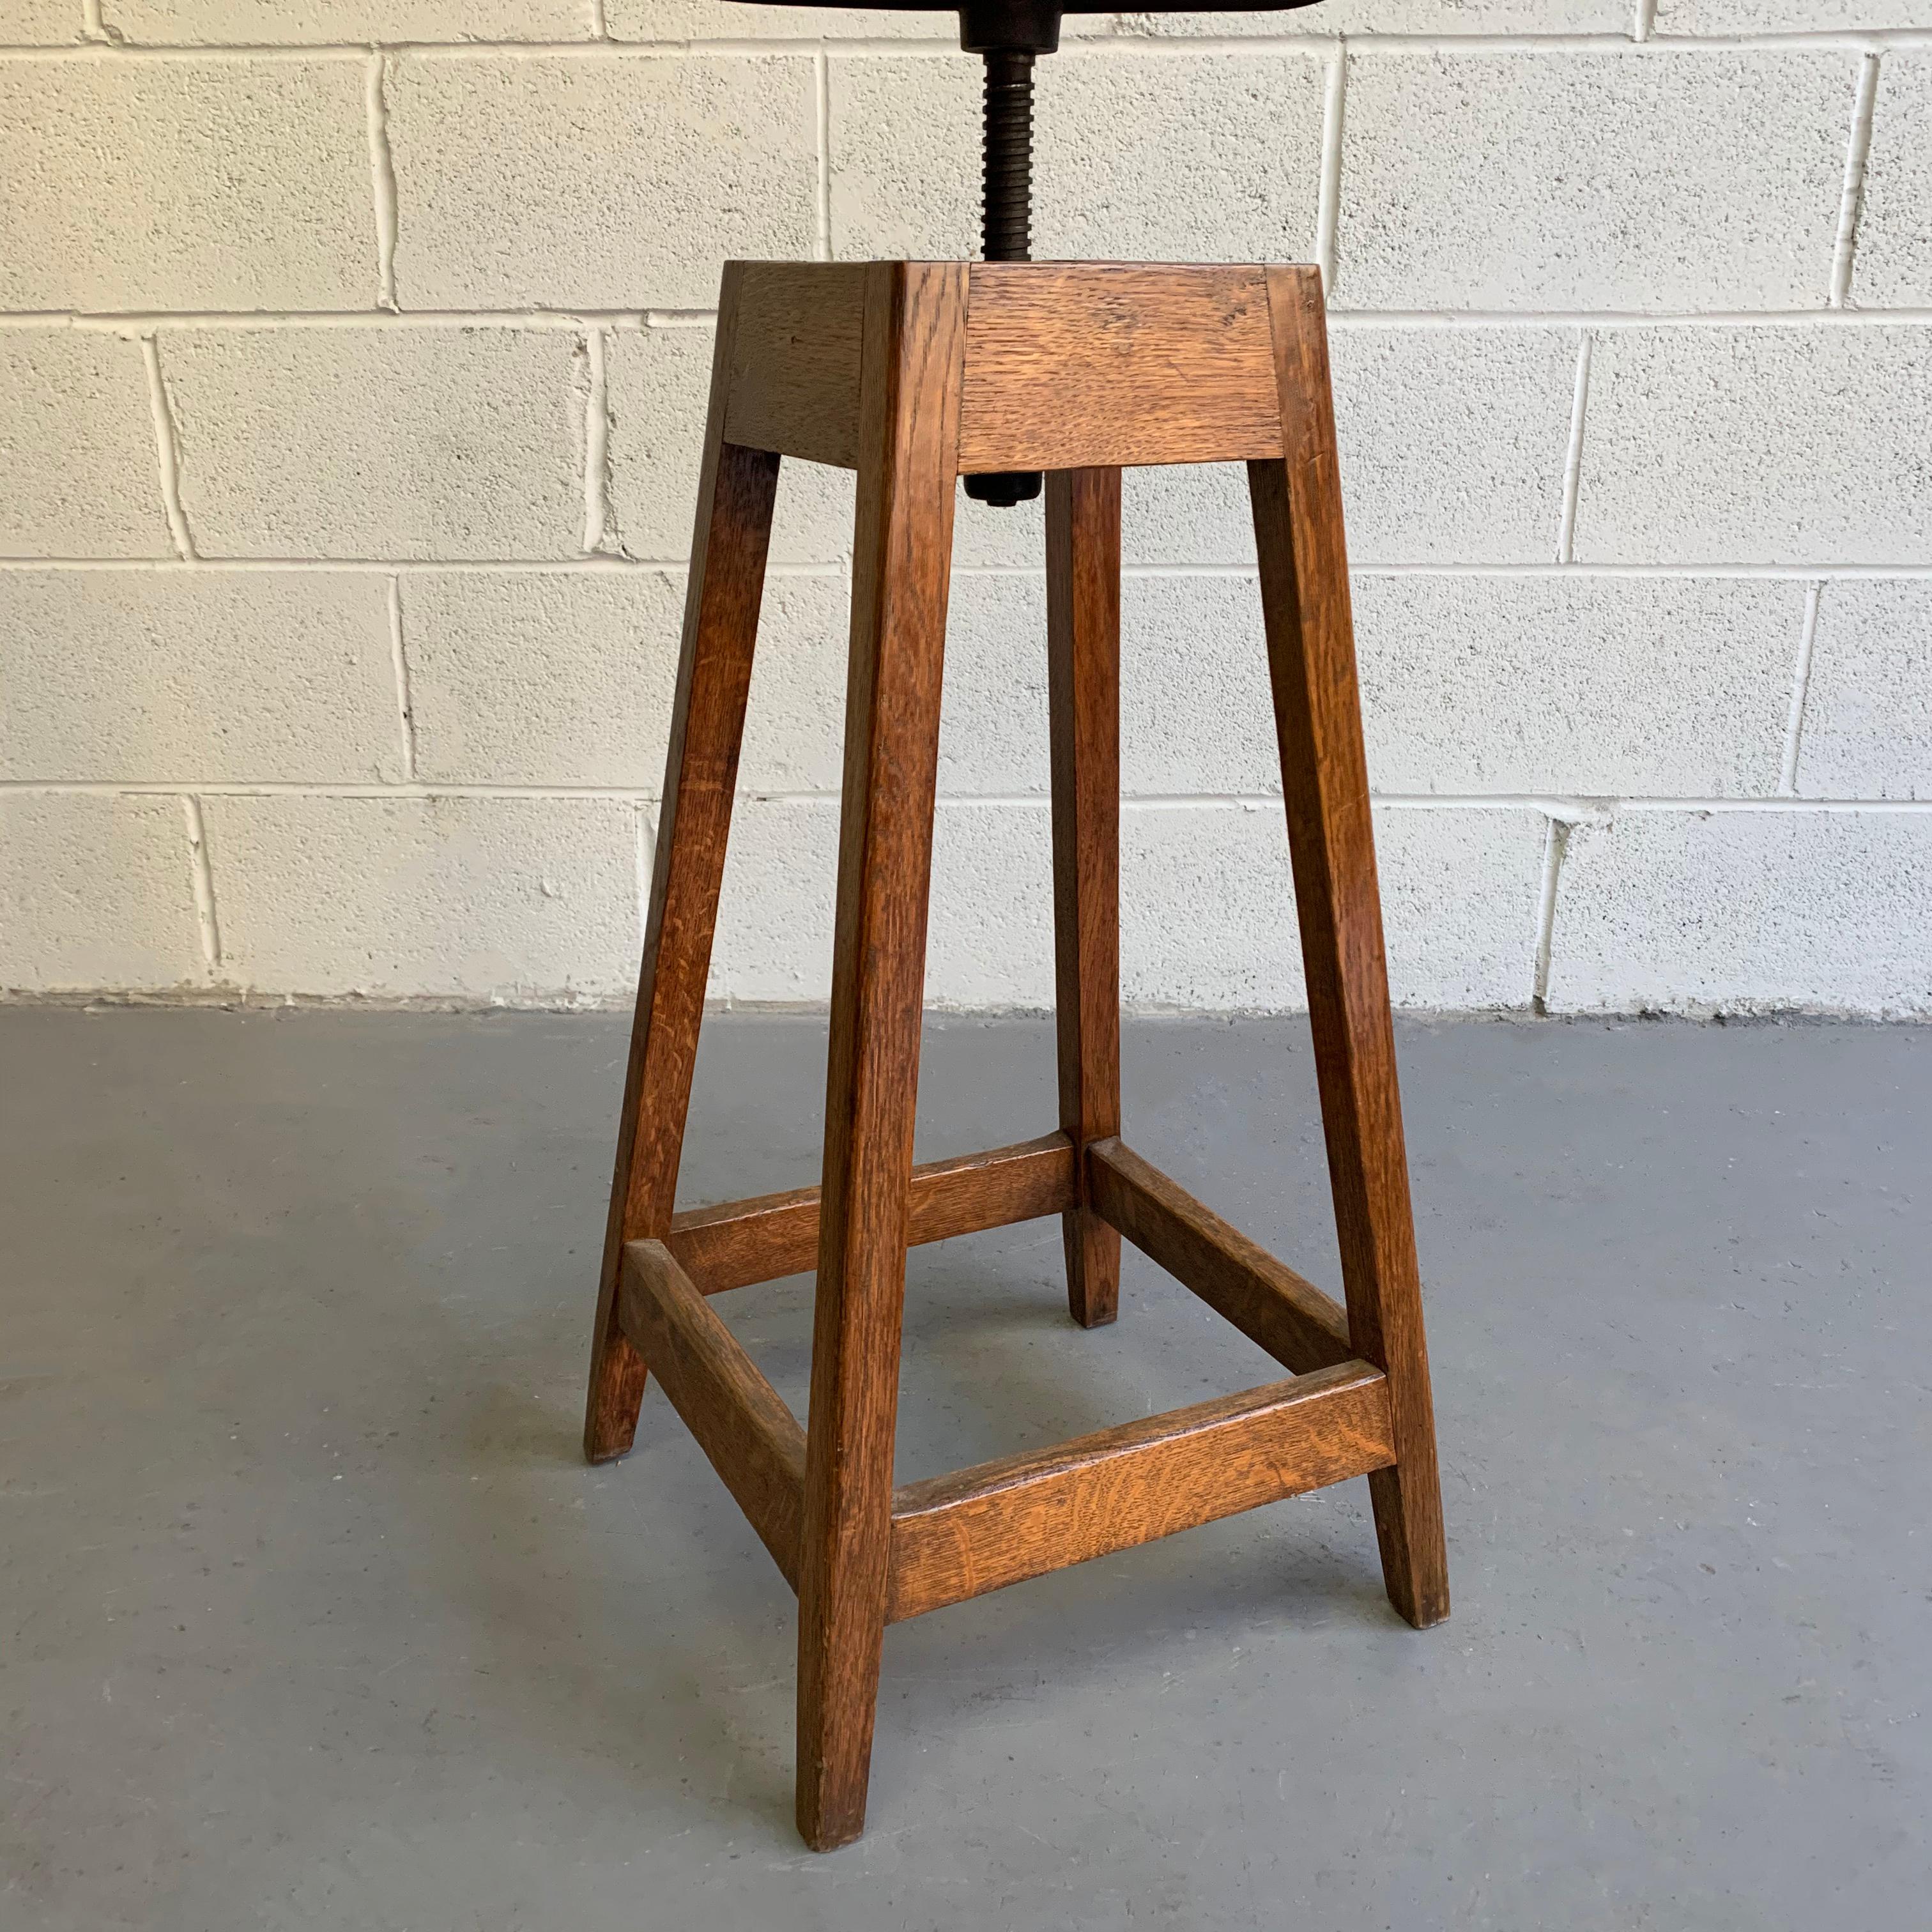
[981,48,1034,263]
[967,44,1043,507]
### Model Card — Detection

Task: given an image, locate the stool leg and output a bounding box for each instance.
[583,285,780,1464]
[796,262,968,1852]
[1248,266,1449,1629]
[1046,466,1123,1329]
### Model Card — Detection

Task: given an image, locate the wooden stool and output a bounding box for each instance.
[580,256,1450,1850]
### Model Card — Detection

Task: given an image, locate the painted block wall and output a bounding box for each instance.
[1,1,1929,1015]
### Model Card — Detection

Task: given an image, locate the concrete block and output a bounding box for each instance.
[0,793,204,992]
[1122,802,1546,1009]
[388,556,1050,800]
[702,568,1681,805]
[836,481,1052,571]
[1118,0,1628,29]
[0,56,371,312]
[1371,804,1547,1009]
[203,793,638,1000]
[829,55,979,259]
[936,573,1050,797]
[1795,579,1932,801]
[1851,56,1932,310]
[401,564,1086,800]
[1655,0,1931,29]
[1,1,81,42]
[923,802,1057,1010]
[830,51,1324,263]
[404,567,852,790]
[1574,326,1932,566]
[100,0,592,40]
[604,326,854,567]
[1121,467,1258,571]
[1337,327,1575,564]
[1123,336,1568,569]
[1121,576,1275,797]
[1119,573,1798,800]
[949,490,1044,571]
[708,796,834,1004]
[162,326,585,560]
[1547,808,1932,1015]
[1353,573,1801,797]
[0,570,402,783]
[548,565,1810,811]
[406,569,680,788]
[740,576,857,795]
[1336,50,1855,312]
[388,54,817,311]
[1121,329,1577,567]
[712,797,1056,1008]
[0,332,171,558]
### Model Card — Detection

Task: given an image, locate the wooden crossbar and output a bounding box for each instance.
[618,1238,807,1588]
[885,1359,1395,1622]
[668,1132,1078,1294]
[1086,1138,1356,1375]
[631,1137,1361,1615]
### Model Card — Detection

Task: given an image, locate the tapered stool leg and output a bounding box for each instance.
[584,277,781,1465]
[796,261,969,1850]
[1248,266,1450,1628]
[1046,466,1123,1328]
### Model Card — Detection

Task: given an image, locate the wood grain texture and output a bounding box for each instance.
[668,1133,1077,1295]
[585,263,779,1466]
[618,1239,806,1588]
[1249,264,1450,1630]
[1046,466,1123,1330]
[1086,1137,1355,1375]
[959,264,1284,473]
[724,261,868,468]
[886,1360,1395,1622]
[795,260,969,1853]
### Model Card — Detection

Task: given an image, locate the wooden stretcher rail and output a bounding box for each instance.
[618,1238,806,1589]
[1085,1137,1356,1374]
[667,1132,1078,1294]
[885,1359,1395,1621]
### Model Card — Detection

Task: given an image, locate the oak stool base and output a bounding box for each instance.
[580,259,1450,1851]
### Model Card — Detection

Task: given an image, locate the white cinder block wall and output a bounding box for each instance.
[1,1,1928,1013]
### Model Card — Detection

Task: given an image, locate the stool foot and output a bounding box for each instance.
[1061,1215,1120,1330]
[1370,1463,1451,1629]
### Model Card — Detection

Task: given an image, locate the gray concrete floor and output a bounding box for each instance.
[3,1008,1928,1929]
